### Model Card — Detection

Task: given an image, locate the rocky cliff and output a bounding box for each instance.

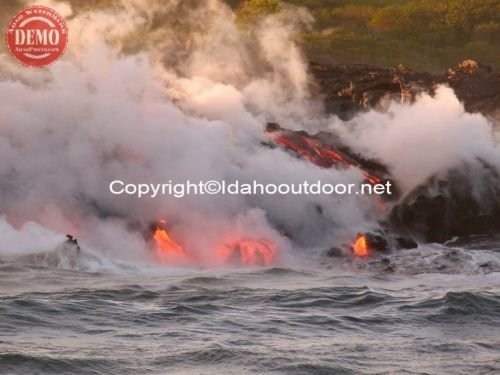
[310,60,500,121]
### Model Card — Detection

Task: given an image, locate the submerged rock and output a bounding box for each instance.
[324,247,344,258]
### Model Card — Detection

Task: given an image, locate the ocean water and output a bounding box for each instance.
[2,244,500,375]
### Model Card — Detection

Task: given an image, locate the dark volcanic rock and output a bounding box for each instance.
[325,247,344,258]
[309,62,438,120]
[395,236,419,250]
[389,164,500,243]
[364,232,389,252]
[309,60,500,119]
[447,60,500,116]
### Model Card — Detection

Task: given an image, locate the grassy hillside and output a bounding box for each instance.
[234,0,500,72]
[2,0,499,72]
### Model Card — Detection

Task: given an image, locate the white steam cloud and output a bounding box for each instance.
[334,87,500,195]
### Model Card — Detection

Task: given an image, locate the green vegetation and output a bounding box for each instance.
[234,0,500,72]
[2,0,498,72]
[237,0,282,22]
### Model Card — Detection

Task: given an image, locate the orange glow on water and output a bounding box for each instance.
[353,235,369,257]
[217,239,277,266]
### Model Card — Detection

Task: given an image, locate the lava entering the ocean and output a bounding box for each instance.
[153,220,187,261]
[152,220,278,267]
[353,235,369,257]
[216,239,277,266]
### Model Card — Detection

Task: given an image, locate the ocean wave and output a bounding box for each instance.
[0,353,114,375]
[399,291,500,324]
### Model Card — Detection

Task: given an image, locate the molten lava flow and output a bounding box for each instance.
[153,224,186,259]
[353,235,369,257]
[266,127,384,186]
[217,239,277,266]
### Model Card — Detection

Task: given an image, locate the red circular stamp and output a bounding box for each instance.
[5,5,68,68]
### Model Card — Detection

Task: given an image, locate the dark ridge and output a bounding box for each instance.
[309,60,500,120]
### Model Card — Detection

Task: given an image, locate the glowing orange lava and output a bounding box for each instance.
[217,239,277,266]
[267,131,383,186]
[353,235,369,257]
[153,225,186,259]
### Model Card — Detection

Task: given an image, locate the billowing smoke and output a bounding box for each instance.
[0,0,498,267]
[333,86,500,195]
